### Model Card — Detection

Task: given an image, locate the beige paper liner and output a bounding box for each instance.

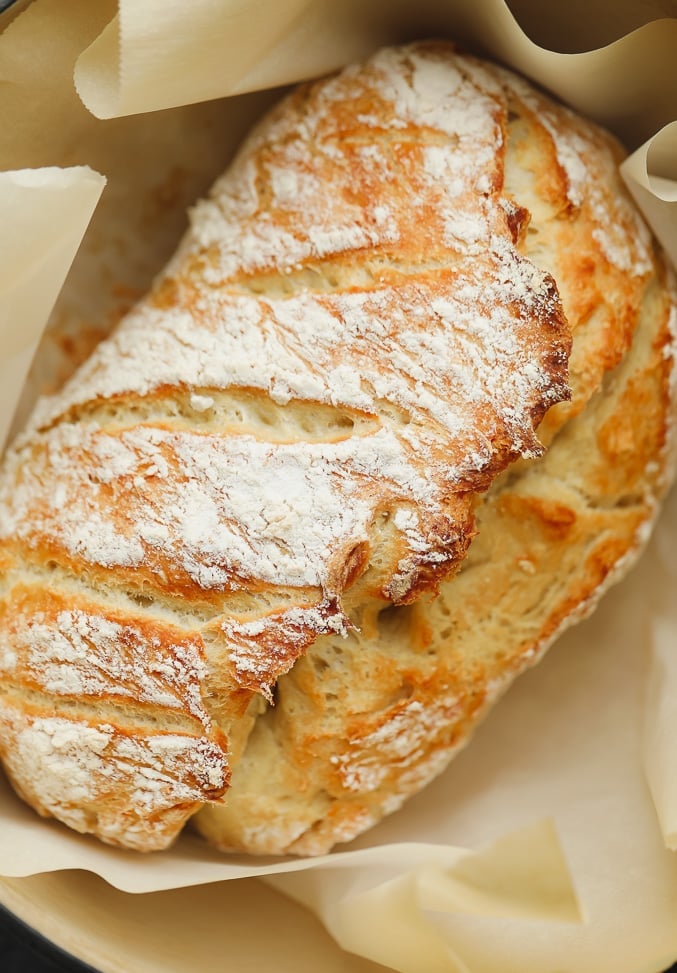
[2,1,677,971]
[643,488,677,855]
[0,166,104,448]
[72,0,677,147]
[622,123,677,268]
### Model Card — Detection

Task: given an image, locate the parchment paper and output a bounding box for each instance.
[1,2,677,971]
[0,166,104,448]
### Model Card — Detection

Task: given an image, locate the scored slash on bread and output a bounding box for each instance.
[0,42,674,854]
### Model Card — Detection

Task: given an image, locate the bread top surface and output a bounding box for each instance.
[0,42,667,852]
[5,44,574,609]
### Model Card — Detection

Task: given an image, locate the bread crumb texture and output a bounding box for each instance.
[0,43,674,853]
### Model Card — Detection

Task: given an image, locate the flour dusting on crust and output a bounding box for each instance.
[0,42,618,852]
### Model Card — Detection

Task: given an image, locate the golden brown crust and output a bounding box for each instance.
[0,579,230,849]
[0,42,673,854]
[194,49,677,856]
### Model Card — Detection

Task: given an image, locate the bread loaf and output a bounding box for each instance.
[0,42,674,854]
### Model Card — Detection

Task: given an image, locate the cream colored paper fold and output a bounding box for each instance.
[0,167,104,450]
[2,2,677,972]
[265,821,582,973]
[73,0,677,145]
[622,123,677,267]
[643,489,677,853]
[645,615,677,851]
[74,0,316,119]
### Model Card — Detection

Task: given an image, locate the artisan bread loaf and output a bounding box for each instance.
[0,42,674,854]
